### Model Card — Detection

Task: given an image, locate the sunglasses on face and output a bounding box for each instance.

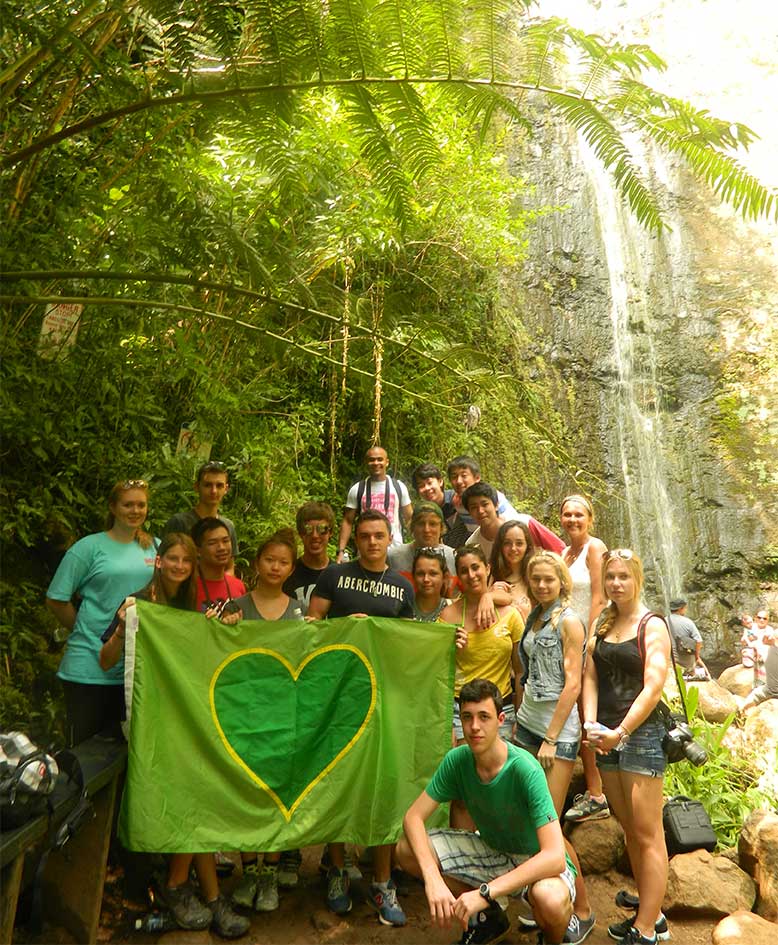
[302,523,331,536]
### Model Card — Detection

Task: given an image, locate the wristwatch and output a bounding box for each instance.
[478,883,493,903]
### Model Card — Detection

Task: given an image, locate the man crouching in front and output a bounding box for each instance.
[396,678,575,945]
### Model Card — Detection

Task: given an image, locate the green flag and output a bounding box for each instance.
[119,601,455,852]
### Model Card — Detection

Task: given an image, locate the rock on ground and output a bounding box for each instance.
[743,699,778,773]
[718,664,755,696]
[665,849,755,916]
[739,809,778,921]
[566,816,625,874]
[686,679,738,723]
[712,909,778,944]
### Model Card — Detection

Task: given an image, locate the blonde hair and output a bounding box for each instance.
[560,494,594,522]
[526,550,572,633]
[105,480,154,549]
[596,549,645,637]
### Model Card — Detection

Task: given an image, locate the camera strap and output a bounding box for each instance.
[636,611,691,725]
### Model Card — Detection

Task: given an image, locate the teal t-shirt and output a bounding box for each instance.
[49,532,157,685]
[426,742,559,857]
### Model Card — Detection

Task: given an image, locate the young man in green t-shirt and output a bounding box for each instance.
[396,679,575,945]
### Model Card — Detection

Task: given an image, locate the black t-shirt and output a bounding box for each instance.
[312,560,415,619]
[283,560,334,615]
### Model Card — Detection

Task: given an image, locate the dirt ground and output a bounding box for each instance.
[89,847,717,945]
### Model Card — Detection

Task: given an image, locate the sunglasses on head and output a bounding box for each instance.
[414,546,446,562]
[605,548,634,561]
[122,479,148,489]
[302,523,331,536]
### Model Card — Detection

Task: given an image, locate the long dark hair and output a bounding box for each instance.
[147,533,198,610]
[489,520,535,584]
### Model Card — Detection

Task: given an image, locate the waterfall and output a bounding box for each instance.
[576,135,683,605]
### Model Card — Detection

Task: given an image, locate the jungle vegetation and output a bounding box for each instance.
[1,0,776,729]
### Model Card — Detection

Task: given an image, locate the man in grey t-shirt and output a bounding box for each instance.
[667,598,705,673]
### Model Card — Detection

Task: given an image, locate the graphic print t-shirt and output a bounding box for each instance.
[312,561,414,619]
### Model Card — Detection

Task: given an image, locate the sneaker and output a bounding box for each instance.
[608,914,669,941]
[277,849,302,888]
[516,888,538,929]
[326,866,352,915]
[215,851,236,877]
[232,860,258,909]
[208,895,250,939]
[368,878,406,927]
[156,882,212,930]
[611,928,659,945]
[319,847,363,881]
[564,792,610,823]
[457,902,510,944]
[254,865,279,912]
[565,913,596,943]
[614,890,640,910]
[344,850,363,881]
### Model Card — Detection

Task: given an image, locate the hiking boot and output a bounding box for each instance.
[456,902,510,944]
[232,860,258,909]
[565,912,596,943]
[326,866,352,915]
[254,865,279,912]
[368,878,406,927]
[278,849,302,888]
[156,882,212,930]
[208,895,250,939]
[609,914,669,941]
[215,851,236,877]
[564,791,610,823]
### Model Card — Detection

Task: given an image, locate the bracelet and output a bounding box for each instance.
[542,735,558,746]
[616,724,631,744]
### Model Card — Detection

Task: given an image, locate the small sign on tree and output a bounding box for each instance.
[37,302,83,360]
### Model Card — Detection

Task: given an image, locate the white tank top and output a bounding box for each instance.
[567,540,592,626]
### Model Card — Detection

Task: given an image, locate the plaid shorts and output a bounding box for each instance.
[427,828,576,902]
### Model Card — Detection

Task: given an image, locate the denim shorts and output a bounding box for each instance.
[453,700,515,741]
[596,717,667,778]
[513,722,580,762]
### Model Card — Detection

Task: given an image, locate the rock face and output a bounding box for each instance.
[718,664,756,696]
[743,699,778,763]
[712,910,778,945]
[664,848,755,915]
[739,809,778,921]
[686,679,738,723]
[566,816,625,874]
[511,102,778,659]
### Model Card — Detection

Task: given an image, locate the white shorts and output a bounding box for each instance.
[428,828,576,902]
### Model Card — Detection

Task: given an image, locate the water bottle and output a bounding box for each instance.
[340,549,350,562]
[134,910,178,932]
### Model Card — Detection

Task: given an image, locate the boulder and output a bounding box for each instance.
[743,700,778,770]
[686,679,738,723]
[739,809,778,921]
[664,848,755,916]
[718,664,756,696]
[712,910,778,944]
[566,815,625,874]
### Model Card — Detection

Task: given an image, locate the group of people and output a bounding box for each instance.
[44,449,727,945]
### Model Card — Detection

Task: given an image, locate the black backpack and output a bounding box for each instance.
[0,732,59,830]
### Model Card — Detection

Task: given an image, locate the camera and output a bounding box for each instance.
[662,720,708,766]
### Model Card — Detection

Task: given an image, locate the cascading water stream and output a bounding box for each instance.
[576,136,683,605]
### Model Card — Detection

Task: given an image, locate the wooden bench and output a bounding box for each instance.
[0,736,127,945]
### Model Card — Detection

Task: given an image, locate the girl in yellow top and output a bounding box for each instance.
[440,545,524,746]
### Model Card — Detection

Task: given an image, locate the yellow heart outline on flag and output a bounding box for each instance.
[208,644,377,822]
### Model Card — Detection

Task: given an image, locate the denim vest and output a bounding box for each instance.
[518,601,575,702]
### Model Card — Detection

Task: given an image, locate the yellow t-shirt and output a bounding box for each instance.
[450,606,525,697]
